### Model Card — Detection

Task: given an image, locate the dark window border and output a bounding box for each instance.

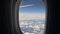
[10,0,23,34]
[1,0,57,34]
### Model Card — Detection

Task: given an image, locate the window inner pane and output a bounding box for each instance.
[19,0,46,34]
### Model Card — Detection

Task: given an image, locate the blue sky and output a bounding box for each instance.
[19,0,46,20]
[19,0,46,14]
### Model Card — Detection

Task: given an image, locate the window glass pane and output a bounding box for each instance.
[19,0,46,34]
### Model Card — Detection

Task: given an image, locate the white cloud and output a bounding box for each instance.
[20,4,33,8]
[19,13,46,20]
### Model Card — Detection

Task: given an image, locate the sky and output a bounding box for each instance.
[19,0,46,20]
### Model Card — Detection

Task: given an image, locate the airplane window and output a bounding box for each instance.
[19,0,46,34]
